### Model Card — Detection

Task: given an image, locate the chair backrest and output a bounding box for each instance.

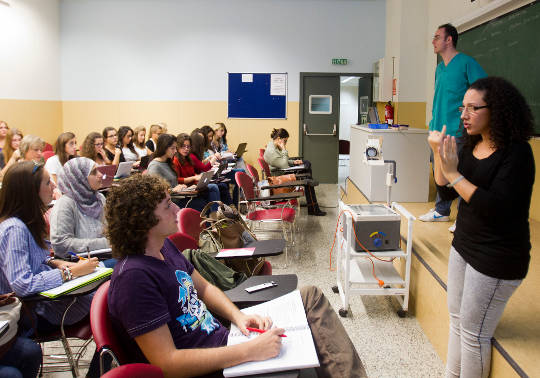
[257,158,271,180]
[235,171,256,200]
[90,280,128,365]
[259,148,265,158]
[102,364,163,378]
[177,208,202,241]
[168,231,199,251]
[43,150,55,162]
[260,261,272,275]
[245,164,259,184]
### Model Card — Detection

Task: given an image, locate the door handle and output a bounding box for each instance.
[303,124,336,136]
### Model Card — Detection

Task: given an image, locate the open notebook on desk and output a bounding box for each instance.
[223,290,319,377]
[39,267,113,299]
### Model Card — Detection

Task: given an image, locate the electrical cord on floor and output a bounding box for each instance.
[329,209,395,287]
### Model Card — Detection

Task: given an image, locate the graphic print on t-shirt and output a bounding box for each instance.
[175,270,219,334]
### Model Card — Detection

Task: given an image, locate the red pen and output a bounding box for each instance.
[246,327,287,338]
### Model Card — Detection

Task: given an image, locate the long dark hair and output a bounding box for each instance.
[54,132,76,166]
[151,134,176,172]
[0,161,47,249]
[175,133,192,166]
[190,130,206,161]
[200,125,214,150]
[465,77,534,150]
[118,126,137,155]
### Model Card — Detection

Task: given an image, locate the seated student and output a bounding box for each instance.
[133,125,148,158]
[200,125,221,160]
[189,129,217,168]
[148,134,226,214]
[172,133,232,210]
[102,127,124,166]
[106,174,366,377]
[0,162,101,375]
[50,158,111,260]
[212,122,229,152]
[0,121,8,168]
[191,131,243,206]
[81,132,110,166]
[0,135,45,180]
[264,128,326,216]
[118,126,141,164]
[44,131,77,185]
[0,292,42,378]
[145,124,163,154]
[0,128,22,171]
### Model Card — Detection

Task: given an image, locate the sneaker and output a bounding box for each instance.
[448,221,456,233]
[418,209,450,222]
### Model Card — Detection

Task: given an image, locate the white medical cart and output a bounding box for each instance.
[332,201,415,317]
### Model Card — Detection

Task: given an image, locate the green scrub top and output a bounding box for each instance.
[429,53,486,136]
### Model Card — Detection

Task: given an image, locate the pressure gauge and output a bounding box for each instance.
[366,147,379,159]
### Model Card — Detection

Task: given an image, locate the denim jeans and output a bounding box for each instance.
[0,337,42,378]
[172,183,230,213]
[446,247,521,378]
[224,168,245,205]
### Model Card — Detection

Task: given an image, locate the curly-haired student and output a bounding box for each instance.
[430,77,535,378]
[106,174,366,377]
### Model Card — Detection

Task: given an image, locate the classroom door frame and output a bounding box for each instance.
[298,72,373,183]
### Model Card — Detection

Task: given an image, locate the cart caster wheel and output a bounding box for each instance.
[397,310,407,318]
[338,308,348,317]
[332,285,339,293]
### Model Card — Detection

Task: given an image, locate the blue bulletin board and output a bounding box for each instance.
[228,73,287,119]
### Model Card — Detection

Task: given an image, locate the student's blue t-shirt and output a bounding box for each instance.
[429,53,486,136]
[108,238,229,362]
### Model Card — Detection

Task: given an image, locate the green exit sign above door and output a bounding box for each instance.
[332,58,348,65]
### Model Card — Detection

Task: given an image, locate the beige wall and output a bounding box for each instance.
[0,99,62,144]
[61,100,300,170]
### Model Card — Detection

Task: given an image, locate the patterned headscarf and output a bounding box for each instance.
[57,157,103,219]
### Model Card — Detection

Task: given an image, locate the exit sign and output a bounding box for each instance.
[332,58,348,65]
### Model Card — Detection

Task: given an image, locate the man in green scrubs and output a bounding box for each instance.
[419,23,486,230]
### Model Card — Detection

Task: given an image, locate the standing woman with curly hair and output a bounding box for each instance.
[429,77,535,378]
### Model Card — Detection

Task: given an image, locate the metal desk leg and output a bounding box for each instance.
[60,297,79,378]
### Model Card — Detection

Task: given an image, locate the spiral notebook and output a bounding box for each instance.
[39,267,113,299]
[223,290,319,377]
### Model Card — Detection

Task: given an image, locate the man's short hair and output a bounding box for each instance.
[105,174,169,258]
[438,23,458,48]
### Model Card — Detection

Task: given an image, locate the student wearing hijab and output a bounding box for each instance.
[50,157,111,259]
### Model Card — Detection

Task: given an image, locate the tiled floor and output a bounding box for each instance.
[43,184,445,377]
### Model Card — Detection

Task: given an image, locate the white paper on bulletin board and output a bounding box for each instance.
[242,74,253,83]
[270,74,287,96]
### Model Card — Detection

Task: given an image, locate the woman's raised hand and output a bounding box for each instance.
[427,125,447,152]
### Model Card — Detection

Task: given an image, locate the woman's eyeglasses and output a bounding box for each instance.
[94,143,104,147]
[180,145,191,150]
[458,105,489,115]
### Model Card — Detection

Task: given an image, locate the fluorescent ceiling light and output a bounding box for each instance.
[0,0,10,6]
